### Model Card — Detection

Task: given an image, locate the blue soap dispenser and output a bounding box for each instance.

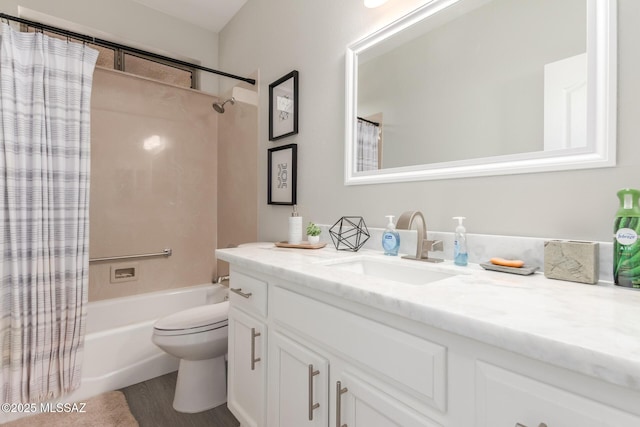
[453,216,468,266]
[382,215,400,256]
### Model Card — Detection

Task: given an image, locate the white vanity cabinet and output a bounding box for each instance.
[223,262,640,427]
[227,269,268,427]
[267,285,445,427]
[268,328,442,427]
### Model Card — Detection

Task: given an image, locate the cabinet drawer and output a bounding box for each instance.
[476,361,640,427]
[272,286,447,412]
[229,268,267,317]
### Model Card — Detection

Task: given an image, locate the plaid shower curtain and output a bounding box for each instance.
[0,23,97,403]
[357,118,380,171]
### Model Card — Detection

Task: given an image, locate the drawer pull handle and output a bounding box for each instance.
[250,328,261,370]
[336,381,348,427]
[308,364,320,420]
[516,424,548,427]
[231,287,252,298]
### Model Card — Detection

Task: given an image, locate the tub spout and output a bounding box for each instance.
[215,275,230,287]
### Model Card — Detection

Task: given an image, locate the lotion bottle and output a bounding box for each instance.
[288,205,302,245]
[453,216,468,266]
[382,215,400,256]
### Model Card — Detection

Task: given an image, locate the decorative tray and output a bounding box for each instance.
[275,241,327,249]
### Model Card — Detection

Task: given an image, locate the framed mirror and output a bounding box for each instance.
[345,0,616,185]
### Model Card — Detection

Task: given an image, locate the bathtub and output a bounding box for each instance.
[65,283,228,403]
[0,283,227,423]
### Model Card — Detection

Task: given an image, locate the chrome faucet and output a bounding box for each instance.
[396,211,444,263]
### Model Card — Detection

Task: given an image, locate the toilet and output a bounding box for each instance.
[152,301,229,413]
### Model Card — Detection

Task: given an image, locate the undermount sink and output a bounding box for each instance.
[320,256,458,285]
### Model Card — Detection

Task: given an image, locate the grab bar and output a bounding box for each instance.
[89,248,172,263]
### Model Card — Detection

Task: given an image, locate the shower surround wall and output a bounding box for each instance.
[217,81,259,277]
[89,68,218,301]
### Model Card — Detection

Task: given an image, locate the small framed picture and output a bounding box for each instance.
[268,144,297,205]
[269,70,299,141]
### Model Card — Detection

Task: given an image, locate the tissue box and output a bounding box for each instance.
[544,240,599,284]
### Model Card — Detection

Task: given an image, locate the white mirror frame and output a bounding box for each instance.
[345,0,617,185]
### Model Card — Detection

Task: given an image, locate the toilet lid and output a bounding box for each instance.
[154,301,229,333]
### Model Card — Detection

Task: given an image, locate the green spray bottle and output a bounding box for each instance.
[614,188,640,288]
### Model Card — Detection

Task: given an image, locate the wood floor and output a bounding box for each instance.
[120,371,240,427]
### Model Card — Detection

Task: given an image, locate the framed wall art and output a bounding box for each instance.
[269,70,299,141]
[267,144,297,205]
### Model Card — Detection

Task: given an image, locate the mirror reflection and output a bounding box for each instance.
[356,0,586,171]
[346,0,615,185]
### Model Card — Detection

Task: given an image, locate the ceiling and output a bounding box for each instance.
[132,0,247,33]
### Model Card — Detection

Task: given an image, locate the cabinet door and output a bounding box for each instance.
[228,306,266,427]
[476,361,640,427]
[333,370,442,427]
[268,331,329,427]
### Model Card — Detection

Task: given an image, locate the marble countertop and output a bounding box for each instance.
[217,243,640,391]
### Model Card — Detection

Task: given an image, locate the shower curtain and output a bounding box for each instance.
[357,118,380,171]
[0,23,98,403]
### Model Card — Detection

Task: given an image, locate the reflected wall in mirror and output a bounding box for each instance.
[345,0,616,185]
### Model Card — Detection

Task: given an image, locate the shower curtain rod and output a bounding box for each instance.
[0,12,256,85]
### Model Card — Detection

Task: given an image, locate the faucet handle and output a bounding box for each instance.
[418,239,445,263]
[422,239,443,255]
[431,240,444,252]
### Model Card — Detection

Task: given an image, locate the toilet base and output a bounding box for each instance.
[172,355,227,413]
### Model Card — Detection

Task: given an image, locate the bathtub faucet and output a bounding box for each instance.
[215,275,230,287]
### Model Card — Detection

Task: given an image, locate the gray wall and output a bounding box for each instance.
[220,0,637,244]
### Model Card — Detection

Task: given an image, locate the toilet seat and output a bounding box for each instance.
[153,301,229,336]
